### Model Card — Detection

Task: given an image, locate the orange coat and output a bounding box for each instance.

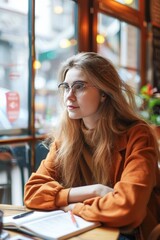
[24,123,160,240]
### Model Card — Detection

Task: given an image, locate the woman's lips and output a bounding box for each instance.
[67,105,79,110]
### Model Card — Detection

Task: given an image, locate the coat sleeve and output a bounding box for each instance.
[24,142,70,210]
[72,124,159,229]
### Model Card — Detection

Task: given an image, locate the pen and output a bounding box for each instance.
[68,210,79,228]
[13,210,34,219]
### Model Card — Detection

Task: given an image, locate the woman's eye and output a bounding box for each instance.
[64,85,70,90]
[74,84,84,90]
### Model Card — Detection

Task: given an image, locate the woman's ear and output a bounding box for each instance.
[100,92,106,102]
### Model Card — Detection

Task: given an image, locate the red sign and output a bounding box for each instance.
[6,92,20,122]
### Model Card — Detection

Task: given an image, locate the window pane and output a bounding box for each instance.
[113,0,139,10]
[35,0,78,135]
[0,0,29,137]
[97,13,140,93]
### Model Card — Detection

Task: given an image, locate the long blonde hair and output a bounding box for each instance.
[48,52,145,187]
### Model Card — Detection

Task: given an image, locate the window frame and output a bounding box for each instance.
[78,0,147,87]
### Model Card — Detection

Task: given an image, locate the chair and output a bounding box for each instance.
[12,144,30,197]
[35,142,49,170]
[0,162,12,203]
[0,144,30,204]
[0,146,14,204]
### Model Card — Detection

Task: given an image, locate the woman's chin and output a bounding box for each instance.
[68,113,81,119]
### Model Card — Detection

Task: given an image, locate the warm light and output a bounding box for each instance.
[33,60,41,69]
[124,0,134,5]
[70,39,77,46]
[96,34,105,44]
[53,6,63,14]
[59,39,71,48]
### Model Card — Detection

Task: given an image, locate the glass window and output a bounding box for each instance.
[34,0,78,135]
[114,0,139,10]
[97,13,140,93]
[0,0,29,136]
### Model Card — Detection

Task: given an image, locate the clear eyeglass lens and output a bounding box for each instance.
[59,82,85,95]
[58,84,68,92]
[72,83,85,93]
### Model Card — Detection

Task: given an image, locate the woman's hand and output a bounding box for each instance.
[68,184,113,203]
[60,203,76,212]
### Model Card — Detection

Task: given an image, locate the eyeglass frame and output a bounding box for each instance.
[58,80,96,96]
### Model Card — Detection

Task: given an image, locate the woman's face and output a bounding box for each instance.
[63,68,105,129]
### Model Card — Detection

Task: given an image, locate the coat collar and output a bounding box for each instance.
[115,132,128,152]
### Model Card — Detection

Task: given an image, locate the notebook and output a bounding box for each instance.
[3,210,101,240]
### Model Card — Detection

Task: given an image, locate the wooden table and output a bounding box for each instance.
[0,204,119,240]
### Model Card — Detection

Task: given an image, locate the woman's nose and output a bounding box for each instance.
[65,88,76,100]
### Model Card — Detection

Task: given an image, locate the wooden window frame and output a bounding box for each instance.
[78,0,147,87]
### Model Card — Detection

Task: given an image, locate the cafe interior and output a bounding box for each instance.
[0,0,159,208]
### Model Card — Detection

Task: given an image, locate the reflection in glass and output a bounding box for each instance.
[35,0,78,135]
[97,13,140,93]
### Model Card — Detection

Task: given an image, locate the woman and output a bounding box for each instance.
[24,52,160,240]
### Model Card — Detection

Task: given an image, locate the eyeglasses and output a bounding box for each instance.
[58,81,95,96]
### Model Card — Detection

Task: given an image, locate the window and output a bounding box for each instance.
[114,0,139,10]
[0,0,29,136]
[0,0,78,204]
[91,0,146,90]
[97,13,140,93]
[34,0,78,135]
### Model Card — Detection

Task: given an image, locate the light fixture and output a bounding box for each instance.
[53,6,63,14]
[33,60,41,70]
[59,39,71,48]
[124,0,134,5]
[70,39,77,46]
[96,34,105,44]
